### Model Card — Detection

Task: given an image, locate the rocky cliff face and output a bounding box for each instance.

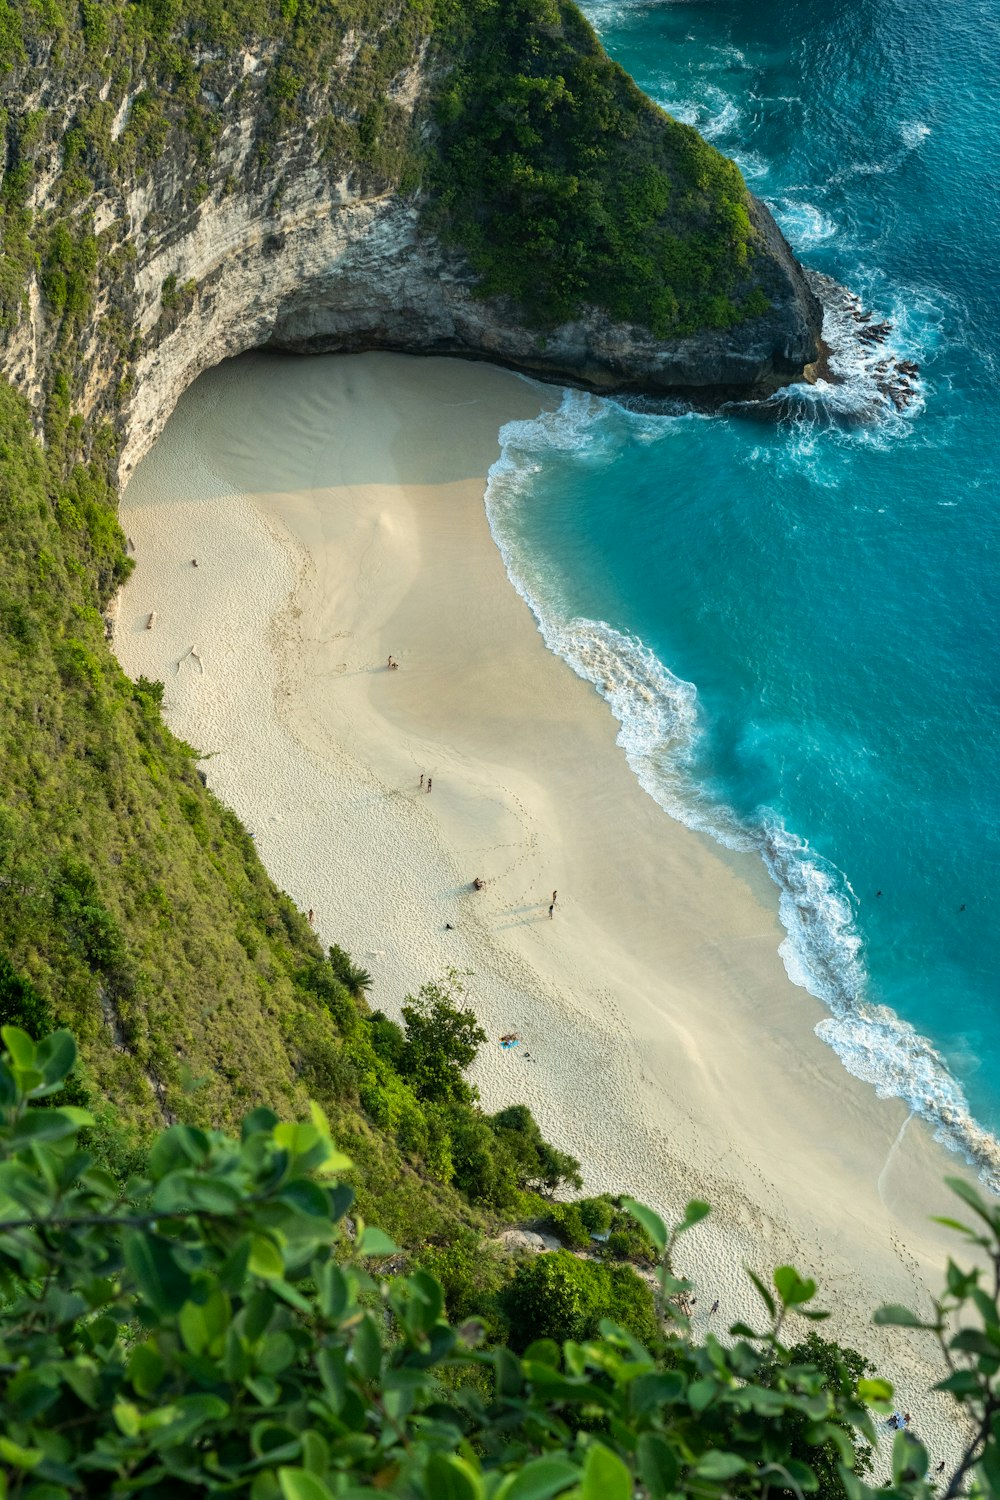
[1,23,822,487]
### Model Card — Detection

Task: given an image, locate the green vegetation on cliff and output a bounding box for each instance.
[428,0,762,334]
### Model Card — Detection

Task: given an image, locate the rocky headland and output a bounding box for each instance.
[1,2,822,486]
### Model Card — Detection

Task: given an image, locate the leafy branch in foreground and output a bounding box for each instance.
[0,1024,995,1500]
[874,1176,1000,1499]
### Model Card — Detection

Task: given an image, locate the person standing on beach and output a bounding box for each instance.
[551,890,557,906]
[419,773,424,790]
[548,902,554,919]
[427,777,432,794]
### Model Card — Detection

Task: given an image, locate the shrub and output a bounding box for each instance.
[426,0,766,335]
[0,1026,997,1499]
[488,1101,583,1194]
[542,1200,592,1250]
[0,951,52,1034]
[504,1247,658,1349]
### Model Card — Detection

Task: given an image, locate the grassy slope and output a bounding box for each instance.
[0,377,486,1246]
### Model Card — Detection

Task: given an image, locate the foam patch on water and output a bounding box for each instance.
[900,120,931,149]
[485,392,1000,1193]
[772,199,838,249]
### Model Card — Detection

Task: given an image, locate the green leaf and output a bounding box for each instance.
[774,1265,817,1307]
[694,1452,748,1481]
[1,1027,35,1069]
[746,1268,776,1318]
[857,1377,894,1407]
[637,1433,679,1499]
[930,1215,975,1236]
[350,1313,382,1381]
[301,1430,329,1477]
[425,1454,485,1500]
[0,1436,42,1469]
[128,1341,165,1398]
[936,1370,981,1396]
[523,1339,560,1367]
[784,1459,821,1492]
[946,1176,999,1229]
[355,1225,397,1258]
[981,1432,1000,1495]
[950,1328,1000,1356]
[317,1261,350,1320]
[258,1331,297,1375]
[35,1029,76,1087]
[676,1199,711,1234]
[179,1300,209,1355]
[277,1469,335,1500]
[8,1107,93,1145]
[113,1400,142,1438]
[148,1125,210,1179]
[496,1456,579,1500]
[122,1229,191,1315]
[621,1198,666,1255]
[580,1444,631,1500]
[248,1235,285,1280]
[872,1303,929,1329]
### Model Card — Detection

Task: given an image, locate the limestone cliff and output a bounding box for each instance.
[0,3,822,485]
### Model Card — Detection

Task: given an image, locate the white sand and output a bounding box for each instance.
[116,350,973,1459]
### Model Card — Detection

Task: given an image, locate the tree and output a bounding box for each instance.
[399,968,487,1104]
[327,942,373,1000]
[489,1101,583,1193]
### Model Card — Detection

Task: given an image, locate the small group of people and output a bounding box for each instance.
[418,773,432,793]
[887,1412,912,1431]
[387,655,399,670]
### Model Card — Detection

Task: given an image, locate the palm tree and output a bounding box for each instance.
[328,943,372,1000]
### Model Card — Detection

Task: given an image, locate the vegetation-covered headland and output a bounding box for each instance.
[0,0,822,487]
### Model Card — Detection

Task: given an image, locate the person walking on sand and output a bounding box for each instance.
[551,890,557,905]
[710,1299,719,1314]
[419,773,424,790]
[548,902,554,919]
[307,909,315,927]
[427,777,432,794]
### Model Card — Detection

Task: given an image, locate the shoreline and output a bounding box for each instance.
[116,349,968,1455]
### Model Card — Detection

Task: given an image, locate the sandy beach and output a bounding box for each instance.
[116,350,972,1455]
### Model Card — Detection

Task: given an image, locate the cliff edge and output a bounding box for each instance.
[0,0,821,483]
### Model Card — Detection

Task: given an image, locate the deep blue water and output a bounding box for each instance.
[486,0,1000,1180]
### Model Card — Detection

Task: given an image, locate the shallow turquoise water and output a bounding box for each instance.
[486,0,1000,1179]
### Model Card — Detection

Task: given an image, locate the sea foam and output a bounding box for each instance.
[485,391,1000,1193]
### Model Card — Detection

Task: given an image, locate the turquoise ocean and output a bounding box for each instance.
[484,0,1000,1183]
